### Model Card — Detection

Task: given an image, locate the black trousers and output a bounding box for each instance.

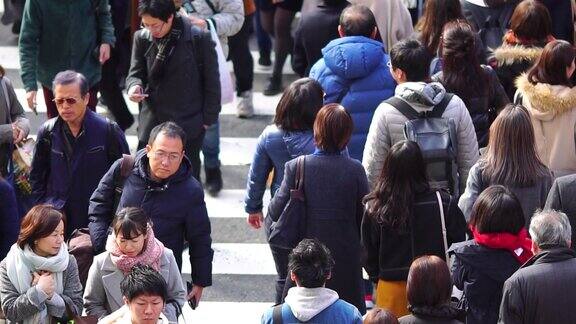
[228,14,254,95]
[100,48,134,130]
[270,245,290,304]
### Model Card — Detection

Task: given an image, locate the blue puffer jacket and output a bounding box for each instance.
[244,125,315,214]
[310,36,396,161]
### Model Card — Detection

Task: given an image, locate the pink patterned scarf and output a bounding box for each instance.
[106,226,165,274]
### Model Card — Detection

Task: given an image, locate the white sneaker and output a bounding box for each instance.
[236,90,254,118]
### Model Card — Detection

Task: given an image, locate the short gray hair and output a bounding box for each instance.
[529,210,571,249]
[52,70,89,97]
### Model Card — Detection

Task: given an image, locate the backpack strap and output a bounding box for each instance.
[112,154,135,214]
[203,0,217,14]
[429,93,454,118]
[385,97,420,120]
[272,304,283,324]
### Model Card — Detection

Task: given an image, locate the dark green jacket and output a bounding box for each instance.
[19,0,115,91]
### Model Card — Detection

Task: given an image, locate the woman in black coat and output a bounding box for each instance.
[362,141,466,318]
[449,185,533,324]
[268,103,368,314]
[433,20,509,147]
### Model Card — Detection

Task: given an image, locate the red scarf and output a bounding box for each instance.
[471,226,534,264]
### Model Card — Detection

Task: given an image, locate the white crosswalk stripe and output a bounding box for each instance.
[0,21,292,321]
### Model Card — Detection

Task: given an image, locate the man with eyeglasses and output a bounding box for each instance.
[89,121,213,307]
[29,70,130,238]
[126,0,221,182]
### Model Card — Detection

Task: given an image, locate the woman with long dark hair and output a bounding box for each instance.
[459,104,552,226]
[269,104,368,314]
[433,20,509,147]
[491,0,554,98]
[450,185,533,324]
[515,40,576,177]
[362,140,466,317]
[414,0,486,69]
[244,78,323,304]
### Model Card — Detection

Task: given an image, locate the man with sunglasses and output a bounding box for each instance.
[29,70,130,238]
[89,121,213,308]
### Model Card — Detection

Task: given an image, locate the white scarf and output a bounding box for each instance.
[5,243,69,324]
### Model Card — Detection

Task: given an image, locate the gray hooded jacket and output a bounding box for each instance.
[362,82,479,191]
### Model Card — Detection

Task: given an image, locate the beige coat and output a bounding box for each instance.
[83,248,186,322]
[348,0,414,50]
[516,74,576,177]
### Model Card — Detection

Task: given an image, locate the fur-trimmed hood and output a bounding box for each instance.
[494,44,543,66]
[516,73,576,120]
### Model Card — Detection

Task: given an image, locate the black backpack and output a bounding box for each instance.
[386,94,459,195]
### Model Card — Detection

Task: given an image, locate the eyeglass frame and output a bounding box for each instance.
[140,20,166,33]
[151,149,183,163]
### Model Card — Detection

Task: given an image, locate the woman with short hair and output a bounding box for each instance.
[398,255,463,324]
[458,104,552,226]
[0,205,83,324]
[450,185,532,324]
[515,40,576,178]
[83,207,186,322]
[268,103,368,314]
[244,78,323,304]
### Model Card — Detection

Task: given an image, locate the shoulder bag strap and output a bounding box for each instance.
[295,156,305,193]
[385,97,420,120]
[436,191,450,262]
[1,77,11,115]
[272,304,283,324]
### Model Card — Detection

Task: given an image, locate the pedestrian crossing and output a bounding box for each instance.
[0,11,301,322]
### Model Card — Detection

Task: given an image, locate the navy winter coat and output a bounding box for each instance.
[29,110,129,237]
[244,125,315,214]
[310,36,396,161]
[268,152,369,314]
[88,150,213,286]
[0,179,18,260]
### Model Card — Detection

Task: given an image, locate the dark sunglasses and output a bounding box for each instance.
[52,97,79,105]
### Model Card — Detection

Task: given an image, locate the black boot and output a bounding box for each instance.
[263,76,282,96]
[205,166,223,196]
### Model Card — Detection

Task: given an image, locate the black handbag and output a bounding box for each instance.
[268,156,306,250]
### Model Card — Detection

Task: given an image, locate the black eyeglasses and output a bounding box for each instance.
[52,97,80,105]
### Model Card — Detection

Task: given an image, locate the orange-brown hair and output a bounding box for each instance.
[509,0,551,42]
[17,205,64,249]
[406,255,452,308]
[313,103,353,153]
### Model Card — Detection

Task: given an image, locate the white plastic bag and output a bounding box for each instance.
[206,19,235,105]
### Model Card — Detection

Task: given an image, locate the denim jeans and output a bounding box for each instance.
[201,121,220,169]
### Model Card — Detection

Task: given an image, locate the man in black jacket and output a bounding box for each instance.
[89,122,213,306]
[499,210,576,324]
[126,0,220,180]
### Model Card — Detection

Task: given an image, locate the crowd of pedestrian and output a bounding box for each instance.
[2,0,576,323]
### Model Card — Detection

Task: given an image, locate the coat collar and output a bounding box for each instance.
[494,44,543,66]
[521,247,575,268]
[516,73,576,115]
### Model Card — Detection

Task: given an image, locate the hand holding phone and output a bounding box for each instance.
[186,281,200,310]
